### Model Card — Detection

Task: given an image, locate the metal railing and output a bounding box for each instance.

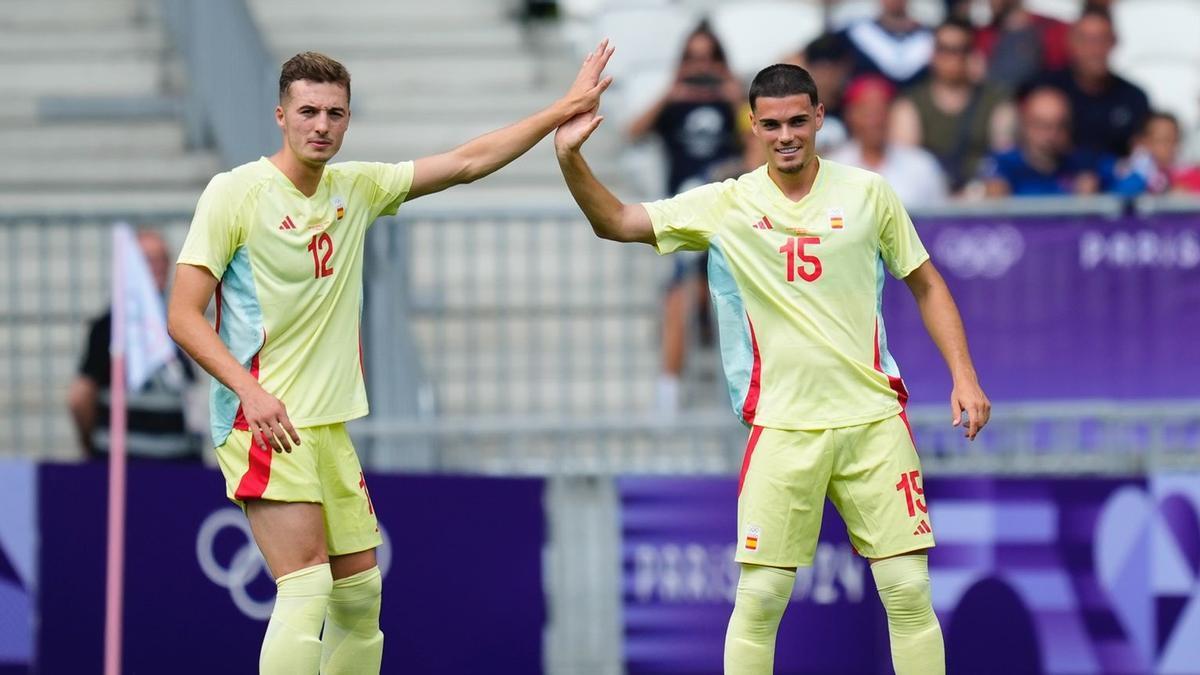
[3,205,1199,469]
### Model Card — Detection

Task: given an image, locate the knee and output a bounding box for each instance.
[275,563,334,601]
[872,556,935,628]
[877,576,932,623]
[732,565,794,627]
[329,567,383,628]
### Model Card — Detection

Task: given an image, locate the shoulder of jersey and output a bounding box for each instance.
[212,158,274,195]
[820,158,883,189]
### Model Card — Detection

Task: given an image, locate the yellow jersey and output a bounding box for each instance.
[646,159,929,430]
[178,157,414,446]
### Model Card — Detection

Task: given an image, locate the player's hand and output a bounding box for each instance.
[238,384,301,453]
[555,108,604,156]
[561,39,614,119]
[950,378,991,441]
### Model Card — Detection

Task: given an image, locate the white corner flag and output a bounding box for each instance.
[105,223,176,675]
[111,223,175,390]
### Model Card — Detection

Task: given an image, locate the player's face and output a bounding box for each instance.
[751,94,824,175]
[276,80,350,167]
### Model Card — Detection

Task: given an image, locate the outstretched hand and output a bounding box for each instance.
[950,378,991,441]
[562,39,615,119]
[555,108,604,156]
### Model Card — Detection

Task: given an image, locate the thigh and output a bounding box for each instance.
[735,426,835,568]
[317,424,383,557]
[245,500,328,579]
[828,415,934,560]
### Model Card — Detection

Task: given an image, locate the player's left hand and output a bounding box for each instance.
[950,379,991,441]
[562,39,615,118]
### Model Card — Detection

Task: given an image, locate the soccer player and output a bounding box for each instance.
[554,64,990,674]
[167,44,613,674]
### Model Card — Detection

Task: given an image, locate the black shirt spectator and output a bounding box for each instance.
[67,229,202,461]
[1026,8,1149,157]
[77,311,200,459]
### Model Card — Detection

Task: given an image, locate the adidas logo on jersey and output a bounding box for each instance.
[751,216,774,230]
[912,519,932,536]
[279,215,297,231]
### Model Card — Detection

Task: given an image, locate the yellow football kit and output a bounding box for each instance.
[179,157,412,554]
[645,159,934,564]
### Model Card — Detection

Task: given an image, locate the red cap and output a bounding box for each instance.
[843,74,896,106]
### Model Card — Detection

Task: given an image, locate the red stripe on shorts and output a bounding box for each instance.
[738,425,764,497]
[234,433,273,500]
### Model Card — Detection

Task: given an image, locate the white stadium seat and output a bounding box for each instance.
[710,1,824,81]
[1113,0,1200,63]
[590,5,700,80]
[1024,0,1081,22]
[1122,57,1200,132]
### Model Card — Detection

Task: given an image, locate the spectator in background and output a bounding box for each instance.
[980,86,1125,196]
[841,0,933,89]
[829,75,948,208]
[628,22,742,415]
[628,21,743,195]
[1117,112,1200,194]
[1028,7,1149,157]
[799,32,853,154]
[975,0,1070,89]
[67,229,201,461]
[891,18,1016,194]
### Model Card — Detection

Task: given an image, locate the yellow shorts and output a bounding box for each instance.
[215,423,381,556]
[735,414,934,567]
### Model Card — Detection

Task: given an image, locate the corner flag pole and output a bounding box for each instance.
[103,227,129,675]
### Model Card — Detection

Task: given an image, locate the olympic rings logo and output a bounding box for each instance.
[196,508,392,620]
[932,225,1025,279]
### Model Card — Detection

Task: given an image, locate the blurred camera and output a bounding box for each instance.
[682,73,722,88]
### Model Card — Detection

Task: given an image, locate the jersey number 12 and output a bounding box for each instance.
[307,233,335,278]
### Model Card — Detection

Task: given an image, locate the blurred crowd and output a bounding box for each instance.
[631,0,1200,212]
[633,0,1200,414]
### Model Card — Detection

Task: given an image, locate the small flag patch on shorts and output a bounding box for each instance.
[744,525,762,551]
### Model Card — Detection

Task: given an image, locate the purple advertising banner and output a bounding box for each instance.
[621,478,888,674]
[0,461,35,675]
[36,463,545,675]
[621,474,1200,674]
[882,213,1200,403]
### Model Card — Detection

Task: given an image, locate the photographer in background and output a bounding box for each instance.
[627,22,743,415]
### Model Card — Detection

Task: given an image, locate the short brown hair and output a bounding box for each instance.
[279,52,351,102]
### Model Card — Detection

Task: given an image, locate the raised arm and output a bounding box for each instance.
[902,259,991,440]
[407,40,614,200]
[555,109,655,245]
[167,264,300,452]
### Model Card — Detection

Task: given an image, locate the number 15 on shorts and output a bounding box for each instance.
[895,470,927,517]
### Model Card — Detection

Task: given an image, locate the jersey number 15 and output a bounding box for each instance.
[778,236,822,282]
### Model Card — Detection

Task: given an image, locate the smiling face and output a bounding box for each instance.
[275,79,350,169]
[751,94,824,175]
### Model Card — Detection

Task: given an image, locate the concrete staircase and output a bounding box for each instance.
[0,0,219,214]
